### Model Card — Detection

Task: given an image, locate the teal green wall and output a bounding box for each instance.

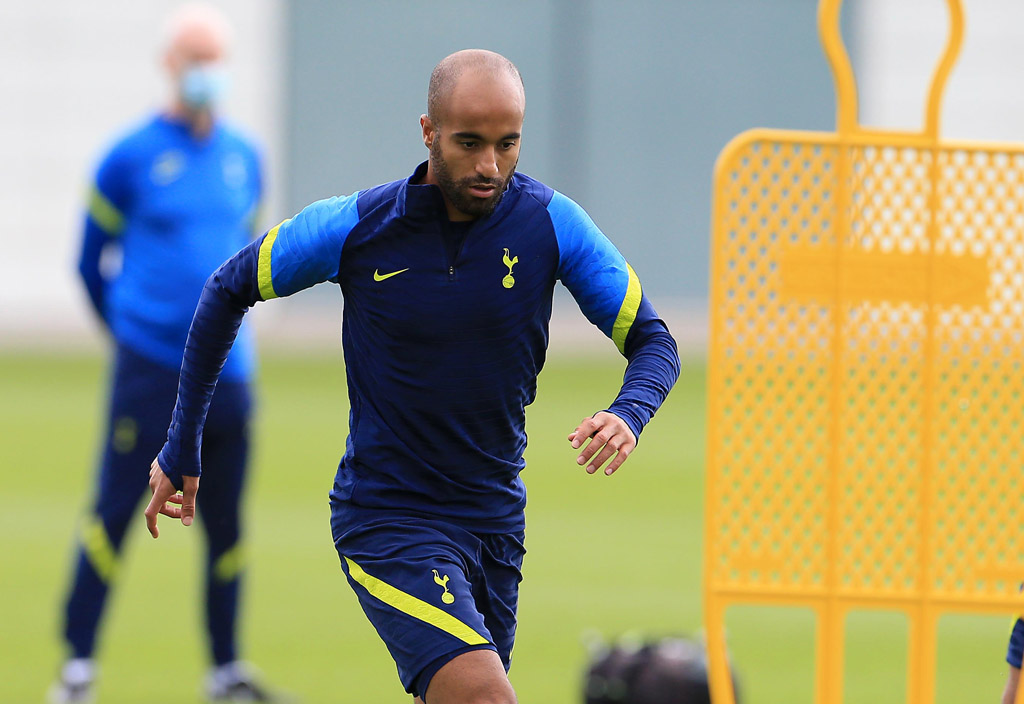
[283,1,844,302]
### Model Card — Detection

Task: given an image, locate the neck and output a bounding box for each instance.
[167,101,215,139]
[421,161,475,222]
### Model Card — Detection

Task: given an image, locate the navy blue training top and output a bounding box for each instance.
[159,163,680,532]
[77,113,262,380]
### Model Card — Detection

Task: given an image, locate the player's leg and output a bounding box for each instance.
[196,379,252,667]
[333,511,517,703]
[1003,666,1020,704]
[61,345,177,653]
[409,530,525,704]
[416,648,516,704]
[196,379,273,701]
[472,531,525,674]
[61,438,150,659]
[54,345,176,699]
[1005,618,1024,704]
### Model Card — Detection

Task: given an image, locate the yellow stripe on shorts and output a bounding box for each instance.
[343,556,488,646]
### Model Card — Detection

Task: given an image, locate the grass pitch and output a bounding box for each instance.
[0,348,1011,702]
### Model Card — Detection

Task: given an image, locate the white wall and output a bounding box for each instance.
[0,0,283,344]
[854,0,1024,142]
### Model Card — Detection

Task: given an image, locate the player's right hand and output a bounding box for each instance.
[144,458,199,538]
[568,411,636,476]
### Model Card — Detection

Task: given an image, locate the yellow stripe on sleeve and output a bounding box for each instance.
[257,220,286,300]
[88,187,125,235]
[611,263,642,354]
[81,516,118,583]
[343,557,489,646]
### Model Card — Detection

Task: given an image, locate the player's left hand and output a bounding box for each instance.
[568,411,636,476]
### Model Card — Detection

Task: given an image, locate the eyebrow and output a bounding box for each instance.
[452,131,521,141]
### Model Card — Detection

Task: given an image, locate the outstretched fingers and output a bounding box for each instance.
[160,492,184,518]
[145,458,199,537]
[567,411,637,476]
[144,486,174,539]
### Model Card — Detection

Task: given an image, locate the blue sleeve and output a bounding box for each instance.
[78,144,133,323]
[78,221,112,325]
[547,191,680,440]
[255,194,360,299]
[157,239,261,488]
[157,195,359,487]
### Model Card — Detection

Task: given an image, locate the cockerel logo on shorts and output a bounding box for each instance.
[432,569,455,604]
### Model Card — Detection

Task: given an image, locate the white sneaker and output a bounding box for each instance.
[205,661,282,702]
[48,659,95,704]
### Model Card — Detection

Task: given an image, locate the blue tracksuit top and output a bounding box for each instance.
[78,113,261,380]
[159,162,680,532]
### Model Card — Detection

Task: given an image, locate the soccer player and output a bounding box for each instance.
[146,49,681,703]
[51,5,277,703]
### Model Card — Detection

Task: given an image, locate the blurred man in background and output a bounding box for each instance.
[51,4,275,702]
[145,49,679,704]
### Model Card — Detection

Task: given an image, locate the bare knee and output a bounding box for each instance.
[427,692,515,704]
[417,693,514,704]
[444,692,515,704]
[421,649,516,704]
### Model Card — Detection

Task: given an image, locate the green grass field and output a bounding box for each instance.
[0,349,1012,703]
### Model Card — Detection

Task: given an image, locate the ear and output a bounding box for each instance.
[420,114,436,150]
[164,47,182,82]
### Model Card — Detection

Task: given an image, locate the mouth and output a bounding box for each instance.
[468,184,498,198]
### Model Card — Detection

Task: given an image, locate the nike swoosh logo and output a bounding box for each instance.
[373,268,409,282]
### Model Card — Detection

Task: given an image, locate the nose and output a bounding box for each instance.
[476,147,500,179]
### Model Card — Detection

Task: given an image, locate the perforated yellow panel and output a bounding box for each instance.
[704,1,1024,703]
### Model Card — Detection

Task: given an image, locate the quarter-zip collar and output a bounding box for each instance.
[396,161,522,230]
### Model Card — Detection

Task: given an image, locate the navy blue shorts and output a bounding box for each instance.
[331,508,525,698]
[1008,618,1024,667]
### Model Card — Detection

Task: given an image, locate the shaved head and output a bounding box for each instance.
[162,2,232,72]
[427,49,524,126]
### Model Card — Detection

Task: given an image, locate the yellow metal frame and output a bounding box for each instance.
[704,1,1024,702]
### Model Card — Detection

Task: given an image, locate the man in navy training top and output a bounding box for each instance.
[146,49,681,704]
[52,5,277,703]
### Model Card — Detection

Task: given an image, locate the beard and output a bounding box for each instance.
[430,136,515,219]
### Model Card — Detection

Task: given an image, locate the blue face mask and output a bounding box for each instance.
[180,64,227,110]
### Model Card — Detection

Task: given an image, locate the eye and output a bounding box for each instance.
[501,141,517,150]
[460,141,478,149]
